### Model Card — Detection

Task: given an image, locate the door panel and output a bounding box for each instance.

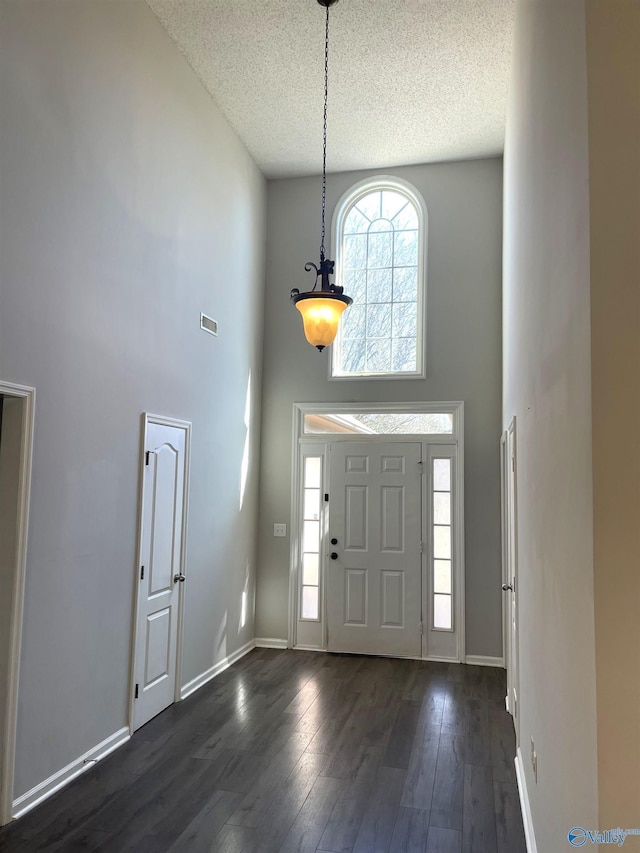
[345,486,367,549]
[133,420,188,731]
[345,569,367,624]
[381,571,404,626]
[381,486,404,551]
[144,607,172,685]
[327,442,421,657]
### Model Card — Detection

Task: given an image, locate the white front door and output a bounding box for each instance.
[326,441,422,657]
[133,418,189,731]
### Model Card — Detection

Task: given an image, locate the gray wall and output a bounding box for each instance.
[0,1,266,799]
[503,0,598,845]
[256,159,503,657]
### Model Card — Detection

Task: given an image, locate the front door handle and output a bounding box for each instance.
[501,583,513,592]
[174,574,186,583]
[330,552,338,560]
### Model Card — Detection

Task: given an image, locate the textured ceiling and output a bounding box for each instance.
[146,0,515,179]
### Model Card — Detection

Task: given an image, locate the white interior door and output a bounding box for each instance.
[326,441,422,657]
[133,417,189,731]
[503,418,519,741]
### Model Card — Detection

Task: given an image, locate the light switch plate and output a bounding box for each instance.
[273,523,287,537]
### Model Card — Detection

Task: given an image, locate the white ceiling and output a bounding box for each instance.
[146,0,515,179]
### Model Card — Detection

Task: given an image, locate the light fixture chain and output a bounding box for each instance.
[320,2,329,262]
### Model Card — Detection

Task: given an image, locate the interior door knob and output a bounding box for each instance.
[174,574,186,583]
[501,583,513,591]
[330,552,338,560]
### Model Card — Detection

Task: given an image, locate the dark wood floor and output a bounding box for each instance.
[0,649,526,853]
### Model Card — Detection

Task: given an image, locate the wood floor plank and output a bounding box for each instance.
[489,700,517,784]
[399,724,439,811]
[388,806,431,852]
[51,828,109,852]
[462,764,498,853]
[417,687,446,730]
[240,752,329,853]
[209,823,255,853]
[217,730,313,794]
[0,837,25,853]
[426,826,462,853]
[353,767,406,853]
[429,733,465,830]
[317,746,382,852]
[382,700,421,769]
[464,698,492,767]
[462,665,490,700]
[352,766,405,853]
[484,667,508,704]
[494,781,527,853]
[278,775,345,852]
[441,682,466,736]
[322,706,369,779]
[226,745,326,829]
[166,790,244,852]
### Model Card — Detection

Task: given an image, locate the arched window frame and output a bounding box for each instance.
[330,176,428,380]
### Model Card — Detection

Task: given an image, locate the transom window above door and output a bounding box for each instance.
[331,177,427,379]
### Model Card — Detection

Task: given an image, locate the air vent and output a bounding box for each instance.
[200,313,218,337]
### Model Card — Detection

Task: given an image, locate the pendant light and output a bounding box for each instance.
[290,0,352,352]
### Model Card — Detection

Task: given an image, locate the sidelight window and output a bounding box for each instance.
[300,456,322,620]
[432,457,453,630]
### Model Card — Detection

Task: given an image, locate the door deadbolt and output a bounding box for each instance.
[330,538,338,545]
[174,574,186,583]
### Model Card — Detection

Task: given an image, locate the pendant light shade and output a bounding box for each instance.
[291,0,351,351]
[292,293,350,351]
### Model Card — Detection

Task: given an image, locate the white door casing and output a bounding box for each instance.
[132,416,190,732]
[326,441,422,657]
[0,382,35,826]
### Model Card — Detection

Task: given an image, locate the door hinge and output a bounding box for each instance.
[140,566,144,581]
[511,454,515,472]
[420,621,424,634]
[134,683,139,699]
[324,493,329,502]
[419,541,424,553]
[145,451,151,466]
[418,461,424,473]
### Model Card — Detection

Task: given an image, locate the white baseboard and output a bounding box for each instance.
[12,726,130,820]
[515,747,538,853]
[293,644,325,652]
[180,639,255,700]
[465,655,505,668]
[424,654,460,663]
[254,637,288,649]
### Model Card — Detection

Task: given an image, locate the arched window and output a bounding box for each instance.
[331,177,427,378]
